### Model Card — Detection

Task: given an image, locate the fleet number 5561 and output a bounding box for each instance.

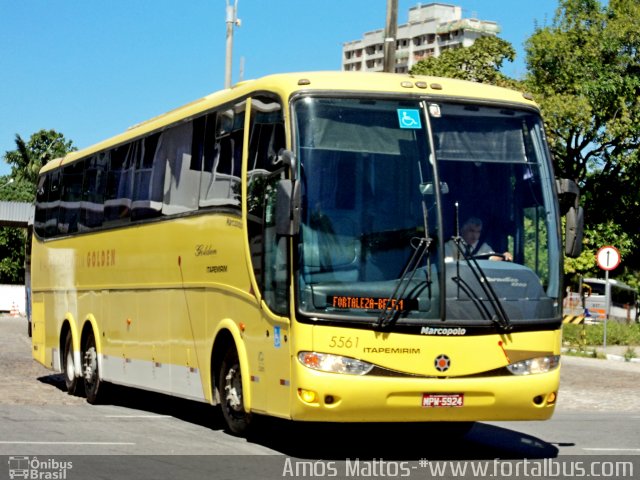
[328,336,359,348]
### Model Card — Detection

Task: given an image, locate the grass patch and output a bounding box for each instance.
[562,347,606,359]
[562,322,640,348]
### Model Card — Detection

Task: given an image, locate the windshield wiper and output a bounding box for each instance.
[376,236,431,329]
[377,163,437,329]
[451,236,512,332]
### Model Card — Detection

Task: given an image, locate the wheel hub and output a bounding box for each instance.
[83,347,97,382]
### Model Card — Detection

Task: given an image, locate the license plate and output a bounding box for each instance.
[422,393,464,407]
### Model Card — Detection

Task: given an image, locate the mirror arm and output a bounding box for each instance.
[275,149,297,182]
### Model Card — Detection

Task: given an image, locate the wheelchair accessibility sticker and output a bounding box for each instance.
[397,109,422,129]
[273,326,281,348]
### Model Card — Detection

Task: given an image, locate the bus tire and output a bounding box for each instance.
[62,330,81,396]
[219,347,252,435]
[82,330,103,404]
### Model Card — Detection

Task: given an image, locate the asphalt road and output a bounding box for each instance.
[1,315,639,479]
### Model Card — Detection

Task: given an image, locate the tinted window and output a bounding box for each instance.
[105,143,138,224]
[80,154,108,230]
[59,160,85,234]
[132,133,164,220]
[160,122,198,215]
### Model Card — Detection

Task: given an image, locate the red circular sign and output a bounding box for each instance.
[596,246,621,271]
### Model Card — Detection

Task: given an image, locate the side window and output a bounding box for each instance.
[34,174,50,238]
[161,122,199,215]
[245,96,288,314]
[105,142,138,224]
[247,98,285,176]
[59,160,85,234]
[45,171,61,238]
[80,153,108,230]
[191,115,206,174]
[199,102,245,207]
[132,133,164,220]
[198,112,226,207]
[32,103,251,237]
[34,175,46,237]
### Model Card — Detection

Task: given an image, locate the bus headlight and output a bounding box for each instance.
[298,351,374,375]
[506,355,560,375]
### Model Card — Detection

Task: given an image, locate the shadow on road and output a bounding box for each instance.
[38,373,67,390]
[37,373,560,460]
[245,418,559,460]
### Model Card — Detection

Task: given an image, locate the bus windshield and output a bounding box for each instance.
[293,96,561,328]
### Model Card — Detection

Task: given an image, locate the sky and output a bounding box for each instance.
[0,0,559,176]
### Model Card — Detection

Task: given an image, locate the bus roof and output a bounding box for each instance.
[583,278,637,290]
[40,71,539,174]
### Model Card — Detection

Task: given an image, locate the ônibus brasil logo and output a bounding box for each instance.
[8,456,73,479]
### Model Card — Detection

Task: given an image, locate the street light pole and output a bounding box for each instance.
[383,0,398,73]
[225,0,241,88]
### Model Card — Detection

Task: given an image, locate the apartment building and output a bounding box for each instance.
[342,3,500,73]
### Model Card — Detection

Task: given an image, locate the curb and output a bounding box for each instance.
[605,353,640,364]
[561,347,640,364]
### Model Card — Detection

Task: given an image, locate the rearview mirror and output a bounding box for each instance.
[557,178,583,258]
[565,205,584,258]
[419,181,449,195]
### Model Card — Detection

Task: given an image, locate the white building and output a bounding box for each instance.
[342,3,500,73]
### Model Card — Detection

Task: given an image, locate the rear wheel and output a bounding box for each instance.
[219,347,252,435]
[82,331,103,404]
[62,330,81,395]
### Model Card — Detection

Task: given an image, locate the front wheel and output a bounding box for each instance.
[219,347,252,435]
[82,331,104,404]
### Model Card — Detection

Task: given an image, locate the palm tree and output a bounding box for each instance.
[5,130,75,186]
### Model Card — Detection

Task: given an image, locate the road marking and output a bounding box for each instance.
[0,441,135,445]
[583,448,640,452]
[105,414,172,418]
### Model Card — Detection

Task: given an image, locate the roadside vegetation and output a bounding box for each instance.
[562,322,640,360]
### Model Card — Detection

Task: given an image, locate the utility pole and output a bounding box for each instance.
[225,0,241,88]
[383,0,398,73]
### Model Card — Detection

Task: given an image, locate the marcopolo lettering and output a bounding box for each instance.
[420,327,467,336]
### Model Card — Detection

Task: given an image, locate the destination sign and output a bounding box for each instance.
[329,296,418,311]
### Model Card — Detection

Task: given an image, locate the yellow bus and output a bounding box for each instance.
[31,72,573,434]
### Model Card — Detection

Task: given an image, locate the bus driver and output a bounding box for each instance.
[445,217,513,262]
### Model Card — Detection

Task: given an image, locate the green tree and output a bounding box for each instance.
[4,130,75,186]
[0,227,27,283]
[410,35,519,88]
[525,0,640,184]
[525,0,640,281]
[0,130,75,284]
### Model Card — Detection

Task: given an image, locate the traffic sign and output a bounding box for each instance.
[596,245,620,271]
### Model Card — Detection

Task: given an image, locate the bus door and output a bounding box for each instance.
[246,96,291,417]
